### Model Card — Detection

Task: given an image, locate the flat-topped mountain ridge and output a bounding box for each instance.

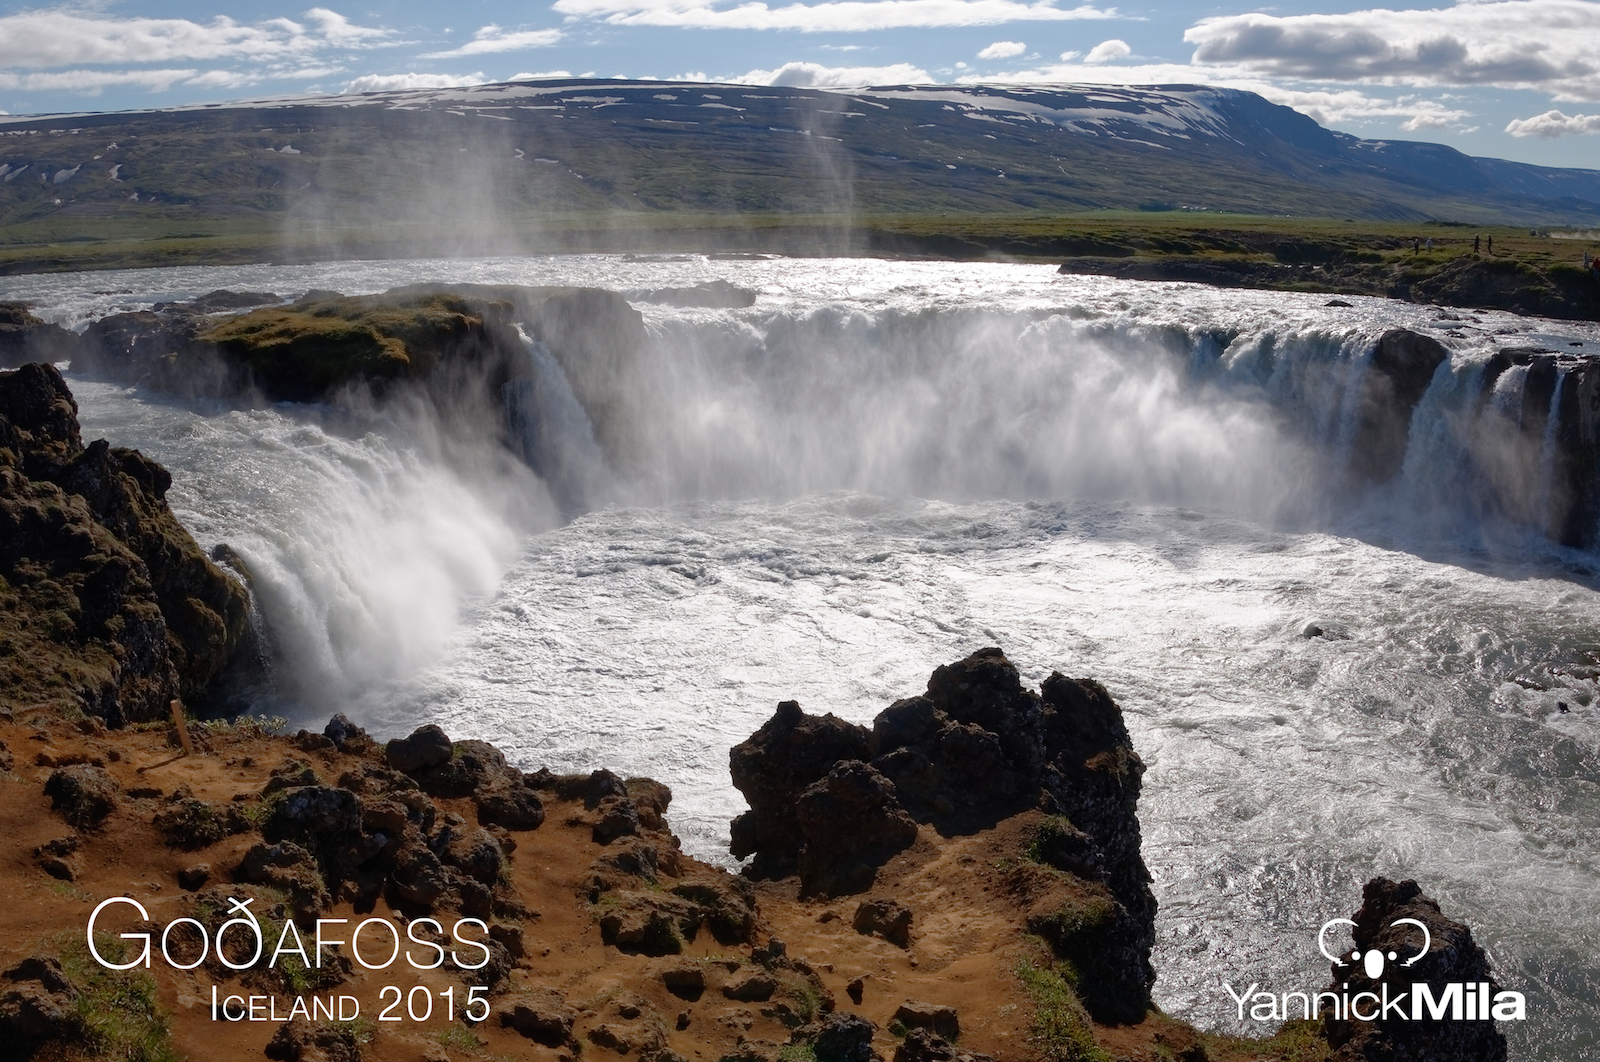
[3,80,1599,245]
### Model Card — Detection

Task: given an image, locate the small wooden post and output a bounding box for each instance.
[170,699,195,757]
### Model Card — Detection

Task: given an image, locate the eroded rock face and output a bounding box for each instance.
[0,304,82,370]
[1324,878,1509,1062]
[0,363,249,722]
[730,648,1157,1019]
[1348,329,1450,485]
[729,700,872,878]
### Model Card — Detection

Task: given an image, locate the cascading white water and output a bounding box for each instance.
[1536,369,1569,536]
[11,255,1599,1059]
[503,326,611,515]
[67,379,561,711]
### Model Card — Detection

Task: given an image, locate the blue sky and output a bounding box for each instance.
[1,0,1598,168]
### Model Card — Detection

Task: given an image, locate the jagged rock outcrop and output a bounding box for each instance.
[730,648,1157,1021]
[0,955,80,1051]
[0,363,249,722]
[1323,877,1509,1062]
[0,304,82,369]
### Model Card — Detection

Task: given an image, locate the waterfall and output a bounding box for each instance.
[503,325,611,517]
[1534,368,1567,533]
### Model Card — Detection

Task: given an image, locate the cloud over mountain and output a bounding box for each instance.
[1184,0,1600,102]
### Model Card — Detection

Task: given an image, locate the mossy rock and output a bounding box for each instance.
[200,293,499,402]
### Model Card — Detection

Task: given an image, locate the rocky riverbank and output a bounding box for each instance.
[1056,251,1600,322]
[0,648,1514,1062]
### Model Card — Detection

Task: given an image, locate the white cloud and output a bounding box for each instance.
[1058,49,1080,60]
[422,25,563,58]
[550,0,1116,32]
[342,72,489,93]
[725,61,935,86]
[1083,38,1130,62]
[510,70,578,80]
[978,40,1027,59]
[0,68,200,94]
[0,7,389,68]
[1506,108,1600,137]
[1185,0,1600,102]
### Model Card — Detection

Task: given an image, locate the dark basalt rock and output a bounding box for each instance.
[385,724,454,774]
[0,304,83,370]
[0,955,79,1049]
[892,1029,995,1062]
[234,841,331,923]
[806,1011,881,1062]
[0,363,250,723]
[731,648,1157,1022]
[43,764,119,828]
[1347,329,1450,485]
[1323,877,1508,1062]
[729,699,872,878]
[795,761,919,897]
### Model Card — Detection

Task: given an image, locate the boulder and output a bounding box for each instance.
[852,899,913,947]
[0,955,79,1046]
[723,969,779,1002]
[235,841,332,923]
[34,835,81,881]
[474,780,545,830]
[891,1002,959,1041]
[263,1017,365,1062]
[263,786,363,841]
[385,725,453,774]
[660,963,706,1001]
[389,830,448,909]
[593,796,641,844]
[1323,878,1508,1062]
[671,876,758,944]
[808,1011,880,1062]
[43,764,119,827]
[598,892,704,955]
[730,700,872,878]
[795,761,918,898]
[322,714,373,753]
[892,1029,995,1062]
[498,988,576,1047]
[432,819,506,886]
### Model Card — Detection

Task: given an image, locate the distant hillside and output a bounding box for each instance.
[2,79,1599,265]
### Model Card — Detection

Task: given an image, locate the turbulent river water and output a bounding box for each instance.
[6,255,1599,1056]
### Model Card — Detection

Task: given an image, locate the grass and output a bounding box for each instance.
[1015,958,1114,1062]
[1202,1020,1332,1062]
[202,714,288,738]
[55,932,183,1062]
[438,1023,485,1052]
